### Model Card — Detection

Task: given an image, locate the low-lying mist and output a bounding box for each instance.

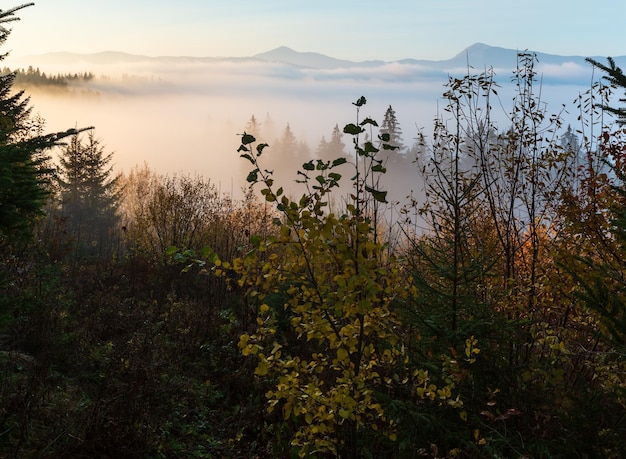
[11,54,602,201]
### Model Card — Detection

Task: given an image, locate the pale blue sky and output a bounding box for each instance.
[6,1,626,61]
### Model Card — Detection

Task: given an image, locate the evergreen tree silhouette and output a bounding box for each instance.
[0,3,83,241]
[57,131,120,257]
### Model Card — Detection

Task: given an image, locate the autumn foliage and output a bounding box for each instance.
[1,7,626,456]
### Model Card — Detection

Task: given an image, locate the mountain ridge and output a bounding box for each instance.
[9,43,626,71]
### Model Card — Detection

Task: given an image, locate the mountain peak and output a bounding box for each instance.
[252,46,355,69]
[448,43,521,68]
[266,46,297,54]
[465,42,492,51]
[455,43,510,57]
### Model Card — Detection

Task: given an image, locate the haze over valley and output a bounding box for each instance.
[6,43,625,199]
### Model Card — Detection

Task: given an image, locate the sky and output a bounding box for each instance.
[1,0,622,199]
[5,0,626,62]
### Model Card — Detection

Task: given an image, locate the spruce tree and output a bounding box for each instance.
[568,58,626,348]
[327,123,346,159]
[244,114,261,141]
[380,105,404,151]
[0,3,80,241]
[57,130,120,256]
[269,123,301,184]
[378,105,414,201]
[315,124,347,163]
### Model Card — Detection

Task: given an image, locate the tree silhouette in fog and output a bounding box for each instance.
[378,105,413,203]
[0,3,81,241]
[56,130,120,257]
[380,105,405,152]
[316,123,347,163]
[265,123,311,190]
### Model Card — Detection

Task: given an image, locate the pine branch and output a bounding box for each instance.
[586,57,626,125]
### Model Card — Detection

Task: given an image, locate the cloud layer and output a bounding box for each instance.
[9,51,610,199]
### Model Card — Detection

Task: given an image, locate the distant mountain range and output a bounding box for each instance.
[11,43,626,71]
[252,43,626,71]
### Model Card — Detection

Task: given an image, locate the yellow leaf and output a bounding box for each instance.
[254,360,269,376]
[238,334,249,348]
[337,347,349,363]
[339,408,351,419]
[271,342,282,354]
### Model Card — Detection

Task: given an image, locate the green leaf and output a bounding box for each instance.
[380,132,391,142]
[257,143,269,155]
[246,169,259,183]
[343,123,364,135]
[242,132,256,145]
[364,142,379,153]
[360,117,379,127]
[237,145,249,152]
[204,248,219,264]
[328,172,342,182]
[372,164,386,173]
[365,185,388,203]
[249,234,262,248]
[299,195,311,207]
[332,157,347,167]
[352,96,367,107]
[201,246,213,259]
[173,252,187,263]
[302,161,315,171]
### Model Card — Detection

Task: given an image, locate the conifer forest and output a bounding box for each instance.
[1,4,626,458]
